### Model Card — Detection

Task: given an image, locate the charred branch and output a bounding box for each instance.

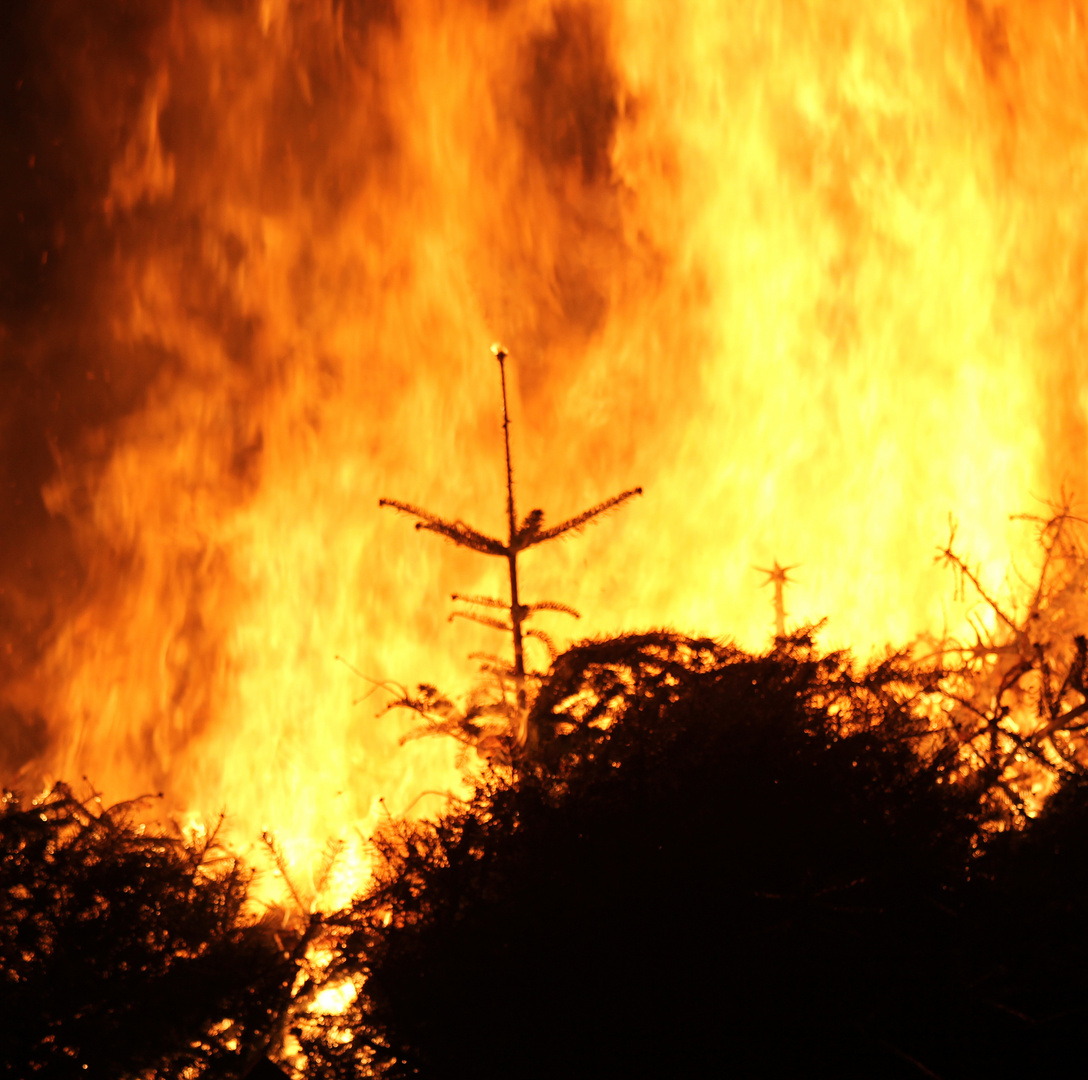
[921,497,1088,819]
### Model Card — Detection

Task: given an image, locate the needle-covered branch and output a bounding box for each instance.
[378,498,506,557]
[525,626,559,661]
[307,628,1088,1078]
[451,593,510,610]
[527,600,581,619]
[524,487,644,548]
[449,610,513,635]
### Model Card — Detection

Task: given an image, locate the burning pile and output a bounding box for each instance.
[7,615,1088,1075]
[1,3,1087,1069]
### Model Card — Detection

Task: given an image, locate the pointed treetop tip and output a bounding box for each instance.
[754,559,800,585]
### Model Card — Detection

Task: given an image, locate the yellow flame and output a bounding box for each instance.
[5,0,1086,899]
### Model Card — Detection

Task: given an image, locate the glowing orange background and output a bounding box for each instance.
[1,0,1085,900]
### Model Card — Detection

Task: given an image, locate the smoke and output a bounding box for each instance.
[0,1,172,763]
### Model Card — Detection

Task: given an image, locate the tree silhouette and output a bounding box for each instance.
[379,345,641,748]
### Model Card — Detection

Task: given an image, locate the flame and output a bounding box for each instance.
[2,0,1086,898]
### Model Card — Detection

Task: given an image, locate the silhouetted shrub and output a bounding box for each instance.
[303,631,1029,1078]
[0,784,295,1078]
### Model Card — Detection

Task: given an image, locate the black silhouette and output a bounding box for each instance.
[380,344,641,748]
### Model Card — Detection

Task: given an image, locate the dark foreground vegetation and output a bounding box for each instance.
[299,631,1088,1078]
[0,787,296,1078]
[5,624,1088,1077]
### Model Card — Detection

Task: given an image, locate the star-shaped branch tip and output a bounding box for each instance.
[754,560,800,586]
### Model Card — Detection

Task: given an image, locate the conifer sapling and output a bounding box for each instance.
[379,344,642,749]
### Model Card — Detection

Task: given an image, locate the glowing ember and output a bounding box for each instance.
[1,1,1085,897]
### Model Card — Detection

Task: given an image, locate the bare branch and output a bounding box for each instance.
[1045,699,1088,735]
[1002,728,1068,776]
[938,690,993,726]
[936,518,1019,635]
[1006,496,1088,628]
[261,831,307,916]
[335,656,411,706]
[397,790,469,817]
[1029,512,1066,616]
[993,658,1034,703]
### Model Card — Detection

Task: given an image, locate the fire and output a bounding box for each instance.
[2,1,1085,899]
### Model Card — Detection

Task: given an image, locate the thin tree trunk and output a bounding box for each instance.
[497,349,528,741]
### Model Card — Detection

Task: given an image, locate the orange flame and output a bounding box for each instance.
[2,0,1086,901]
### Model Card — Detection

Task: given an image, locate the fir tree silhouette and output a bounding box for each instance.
[380,344,641,748]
